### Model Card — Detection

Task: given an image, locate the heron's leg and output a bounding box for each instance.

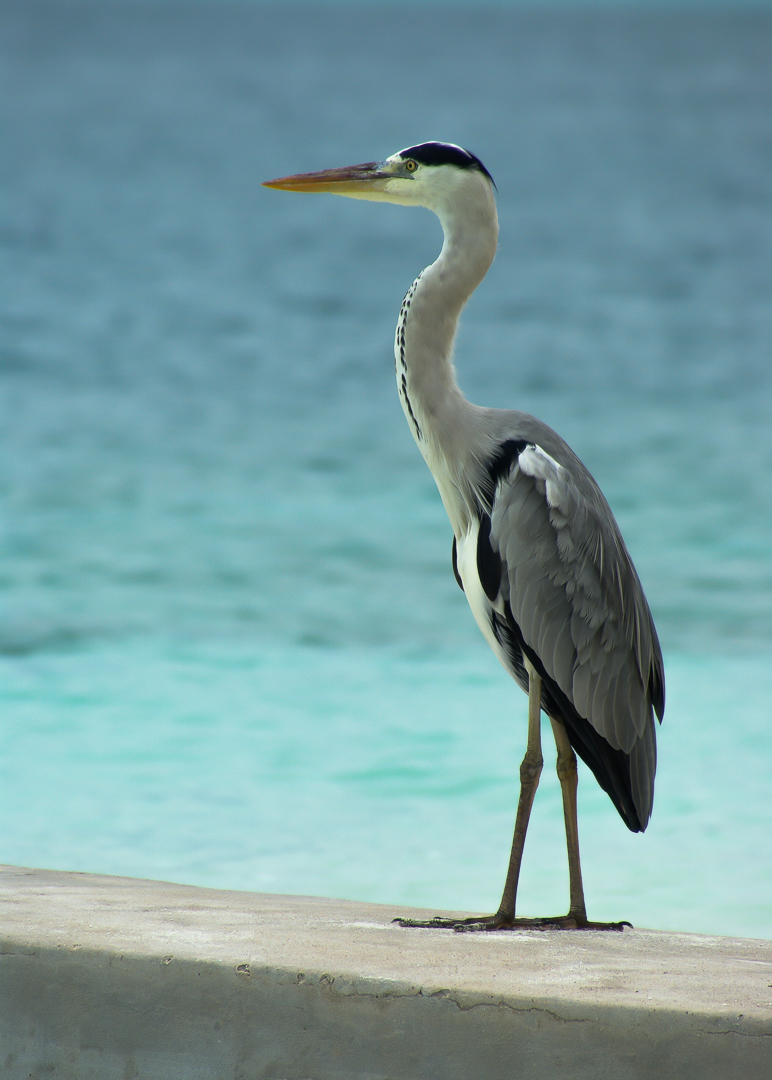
[395,660,630,932]
[493,657,544,924]
[549,717,587,923]
[395,658,543,932]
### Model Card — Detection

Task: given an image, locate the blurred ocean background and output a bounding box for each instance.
[1,0,771,939]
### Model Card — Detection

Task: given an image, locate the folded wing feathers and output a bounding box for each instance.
[490,442,662,764]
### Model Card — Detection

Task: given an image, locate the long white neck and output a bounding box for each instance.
[395,177,499,534]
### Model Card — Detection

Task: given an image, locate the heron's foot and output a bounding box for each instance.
[394,913,632,933]
[393,912,514,931]
[503,913,632,932]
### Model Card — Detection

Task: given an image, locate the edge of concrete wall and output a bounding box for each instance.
[1,865,770,1080]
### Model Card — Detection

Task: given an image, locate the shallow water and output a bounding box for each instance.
[1,1,771,938]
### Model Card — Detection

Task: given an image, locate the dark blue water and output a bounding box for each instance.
[1,1,771,937]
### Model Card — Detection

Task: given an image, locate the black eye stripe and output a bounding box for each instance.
[397,142,494,185]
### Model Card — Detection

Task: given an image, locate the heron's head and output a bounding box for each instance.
[263,142,496,215]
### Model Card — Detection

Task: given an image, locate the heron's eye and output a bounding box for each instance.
[404,160,418,173]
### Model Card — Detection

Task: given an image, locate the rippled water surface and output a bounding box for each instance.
[1,1,771,938]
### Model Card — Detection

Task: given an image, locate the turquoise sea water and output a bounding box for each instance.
[1,1,771,939]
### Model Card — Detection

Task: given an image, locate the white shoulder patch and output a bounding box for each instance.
[517,444,566,509]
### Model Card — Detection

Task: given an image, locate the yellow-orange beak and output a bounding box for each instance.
[262,161,389,195]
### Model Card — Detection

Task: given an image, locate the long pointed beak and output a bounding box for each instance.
[262,161,389,195]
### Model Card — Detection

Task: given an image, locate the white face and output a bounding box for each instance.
[359,150,492,212]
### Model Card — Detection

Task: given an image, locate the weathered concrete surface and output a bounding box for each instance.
[0,865,770,1079]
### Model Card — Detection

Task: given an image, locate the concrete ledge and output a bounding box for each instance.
[1,866,770,1079]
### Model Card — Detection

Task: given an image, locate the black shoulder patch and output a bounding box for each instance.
[451,536,464,592]
[478,438,528,513]
[489,439,529,489]
[399,142,495,186]
[476,513,502,602]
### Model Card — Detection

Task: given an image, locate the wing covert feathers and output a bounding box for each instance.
[483,438,664,832]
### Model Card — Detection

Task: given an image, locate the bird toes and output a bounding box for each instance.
[393,913,632,932]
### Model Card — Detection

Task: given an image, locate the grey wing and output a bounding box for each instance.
[488,441,664,830]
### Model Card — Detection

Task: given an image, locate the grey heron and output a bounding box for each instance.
[264,142,665,931]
